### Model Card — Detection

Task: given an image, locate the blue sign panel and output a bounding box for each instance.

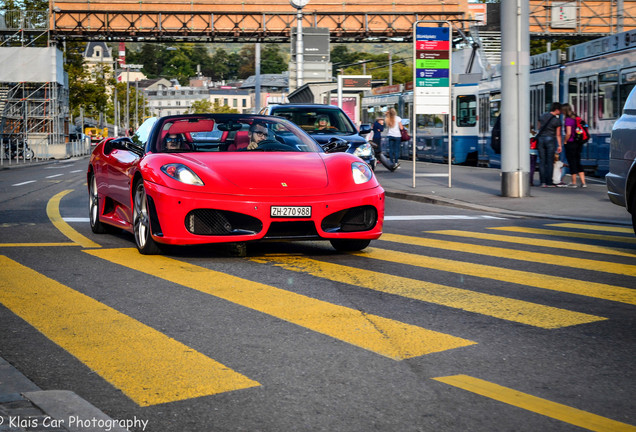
[415,26,450,41]
[416,68,450,78]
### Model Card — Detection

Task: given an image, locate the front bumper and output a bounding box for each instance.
[143,181,385,245]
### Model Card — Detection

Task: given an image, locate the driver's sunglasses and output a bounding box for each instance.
[254,130,268,137]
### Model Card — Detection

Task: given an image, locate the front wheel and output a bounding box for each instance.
[631,192,636,236]
[329,239,371,252]
[133,180,162,255]
[89,173,108,234]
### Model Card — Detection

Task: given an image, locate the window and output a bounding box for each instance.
[456,95,477,127]
[597,72,618,119]
[233,99,238,107]
[620,69,636,110]
[544,82,554,112]
[568,78,578,111]
[242,99,247,108]
[489,94,501,128]
[224,98,228,106]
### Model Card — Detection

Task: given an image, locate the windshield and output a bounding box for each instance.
[270,107,357,135]
[151,115,322,153]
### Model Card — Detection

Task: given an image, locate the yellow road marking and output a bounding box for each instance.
[351,248,636,305]
[0,243,78,247]
[433,375,636,432]
[47,190,100,248]
[491,226,636,245]
[85,248,474,360]
[0,255,259,406]
[427,230,635,258]
[381,233,636,277]
[547,223,634,234]
[252,255,605,329]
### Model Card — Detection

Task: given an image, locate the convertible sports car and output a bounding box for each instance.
[88,114,384,254]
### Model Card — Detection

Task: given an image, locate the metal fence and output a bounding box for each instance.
[0,136,92,167]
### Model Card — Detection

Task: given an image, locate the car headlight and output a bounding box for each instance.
[353,143,373,158]
[161,163,204,186]
[352,162,373,184]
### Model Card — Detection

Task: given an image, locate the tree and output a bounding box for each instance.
[261,45,288,74]
[210,100,239,114]
[209,48,231,81]
[64,42,109,119]
[188,99,213,114]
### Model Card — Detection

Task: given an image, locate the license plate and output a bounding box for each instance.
[270,206,312,218]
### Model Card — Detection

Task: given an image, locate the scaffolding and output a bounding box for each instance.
[0,10,75,164]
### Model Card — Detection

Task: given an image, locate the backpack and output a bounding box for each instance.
[574,117,590,144]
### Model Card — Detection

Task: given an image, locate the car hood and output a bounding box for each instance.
[178,152,329,191]
[307,132,366,146]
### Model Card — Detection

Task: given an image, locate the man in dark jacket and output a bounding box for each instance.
[536,102,562,187]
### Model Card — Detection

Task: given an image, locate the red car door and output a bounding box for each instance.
[104,147,141,226]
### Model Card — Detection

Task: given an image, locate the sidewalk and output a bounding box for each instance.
[0,356,128,431]
[375,160,632,226]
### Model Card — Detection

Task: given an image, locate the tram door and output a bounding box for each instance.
[577,77,598,164]
[478,94,491,165]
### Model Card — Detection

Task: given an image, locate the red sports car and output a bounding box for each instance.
[87,114,384,254]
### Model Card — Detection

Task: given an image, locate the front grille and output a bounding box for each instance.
[321,205,377,233]
[264,221,319,239]
[186,209,262,236]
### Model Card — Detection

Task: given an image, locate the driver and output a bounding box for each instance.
[247,122,269,150]
[164,133,184,150]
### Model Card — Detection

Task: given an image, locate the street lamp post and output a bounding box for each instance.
[290,0,310,89]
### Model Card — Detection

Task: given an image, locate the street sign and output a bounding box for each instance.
[412,21,453,188]
[413,25,451,115]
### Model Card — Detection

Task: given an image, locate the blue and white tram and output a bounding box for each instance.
[360,29,636,175]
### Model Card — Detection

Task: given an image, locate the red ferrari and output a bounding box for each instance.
[88,114,384,254]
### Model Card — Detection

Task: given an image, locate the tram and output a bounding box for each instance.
[361,29,636,176]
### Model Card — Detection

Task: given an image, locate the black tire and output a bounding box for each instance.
[89,173,108,234]
[329,239,371,252]
[133,180,162,255]
[631,192,636,236]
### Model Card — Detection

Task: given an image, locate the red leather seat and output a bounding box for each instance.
[227,131,249,151]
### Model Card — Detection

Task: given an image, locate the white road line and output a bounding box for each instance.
[384,215,506,221]
[12,180,37,186]
[70,169,83,173]
[63,217,90,223]
[45,174,64,179]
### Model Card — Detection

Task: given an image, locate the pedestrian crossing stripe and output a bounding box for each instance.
[84,248,476,360]
[491,226,636,245]
[252,255,606,329]
[0,255,260,407]
[547,223,634,235]
[433,375,636,432]
[427,230,635,258]
[383,233,636,277]
[351,248,636,305]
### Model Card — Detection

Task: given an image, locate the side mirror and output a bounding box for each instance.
[321,137,349,153]
[359,124,372,135]
[109,137,144,157]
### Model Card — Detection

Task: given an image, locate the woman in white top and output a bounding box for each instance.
[385,107,403,166]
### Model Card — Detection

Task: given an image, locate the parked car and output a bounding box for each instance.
[260,104,377,169]
[88,114,384,254]
[606,86,636,234]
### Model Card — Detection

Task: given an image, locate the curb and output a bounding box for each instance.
[384,189,634,226]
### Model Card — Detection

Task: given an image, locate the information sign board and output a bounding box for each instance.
[413,25,451,115]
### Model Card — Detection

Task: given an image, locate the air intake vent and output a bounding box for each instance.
[186,209,262,236]
[264,221,319,239]
[321,205,377,233]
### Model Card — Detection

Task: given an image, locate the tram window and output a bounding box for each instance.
[545,82,554,112]
[598,72,619,119]
[489,99,501,127]
[568,79,578,111]
[620,70,636,109]
[457,95,477,127]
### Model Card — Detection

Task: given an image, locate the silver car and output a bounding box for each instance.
[606,87,636,234]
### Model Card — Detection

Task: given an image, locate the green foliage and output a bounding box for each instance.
[188,99,213,114]
[106,83,150,129]
[64,42,109,119]
[0,0,47,10]
[530,37,594,55]
[209,100,239,114]
[333,46,412,85]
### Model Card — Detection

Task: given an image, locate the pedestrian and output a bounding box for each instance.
[561,103,587,188]
[385,107,404,167]
[536,102,562,187]
[371,117,384,148]
[552,153,567,187]
[529,128,538,186]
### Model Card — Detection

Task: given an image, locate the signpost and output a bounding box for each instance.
[336,75,371,109]
[412,21,452,188]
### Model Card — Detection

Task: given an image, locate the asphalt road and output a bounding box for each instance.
[1,159,635,432]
